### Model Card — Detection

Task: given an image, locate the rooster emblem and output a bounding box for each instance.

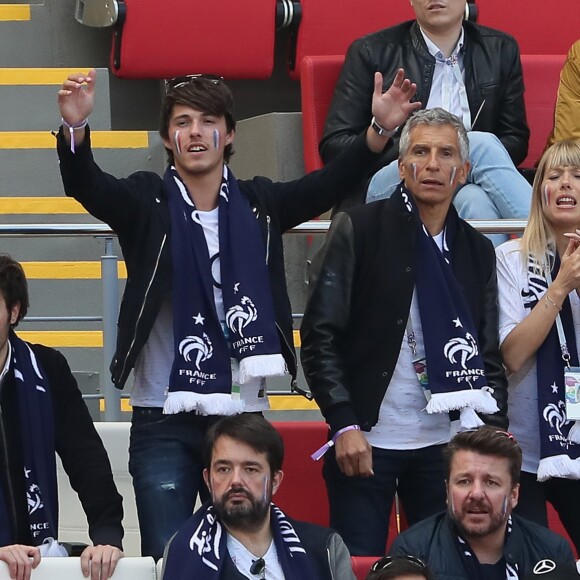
[26,483,43,515]
[543,401,567,436]
[178,333,213,370]
[226,296,258,338]
[443,332,478,370]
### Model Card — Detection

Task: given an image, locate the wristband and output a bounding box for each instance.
[311,424,361,461]
[61,117,88,154]
[370,116,398,138]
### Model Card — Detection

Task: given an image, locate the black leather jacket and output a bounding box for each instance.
[300,196,508,433]
[57,128,381,390]
[321,20,530,203]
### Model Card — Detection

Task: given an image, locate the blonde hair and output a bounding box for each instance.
[521,140,580,272]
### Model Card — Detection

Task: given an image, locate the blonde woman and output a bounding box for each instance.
[496,140,580,551]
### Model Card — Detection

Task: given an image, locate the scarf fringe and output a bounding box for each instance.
[238,354,287,385]
[459,407,485,429]
[568,421,580,444]
[537,454,580,481]
[426,387,499,415]
[163,392,245,416]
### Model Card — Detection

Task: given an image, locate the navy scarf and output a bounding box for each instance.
[395,184,498,428]
[454,515,518,579]
[531,254,580,481]
[163,502,321,579]
[163,165,286,416]
[0,332,57,546]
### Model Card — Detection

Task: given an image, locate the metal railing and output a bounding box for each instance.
[0,219,527,420]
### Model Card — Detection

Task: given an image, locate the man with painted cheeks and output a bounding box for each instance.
[301,108,508,555]
[389,427,574,579]
[161,414,356,579]
[56,68,420,559]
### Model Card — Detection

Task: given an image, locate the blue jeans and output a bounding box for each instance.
[366,131,532,246]
[129,408,217,559]
[323,444,447,556]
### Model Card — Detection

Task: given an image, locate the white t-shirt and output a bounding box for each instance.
[496,239,580,473]
[131,207,269,412]
[227,534,284,580]
[365,231,451,450]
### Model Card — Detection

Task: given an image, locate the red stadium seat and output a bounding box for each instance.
[273,421,330,526]
[300,55,344,173]
[289,0,414,80]
[110,0,276,79]
[547,503,578,558]
[352,556,380,580]
[521,54,567,167]
[477,0,580,55]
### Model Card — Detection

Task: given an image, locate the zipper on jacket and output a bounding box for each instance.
[275,322,298,379]
[327,546,335,580]
[117,234,167,384]
[0,403,19,537]
[265,215,271,264]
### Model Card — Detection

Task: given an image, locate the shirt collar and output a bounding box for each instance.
[0,339,12,383]
[419,26,465,61]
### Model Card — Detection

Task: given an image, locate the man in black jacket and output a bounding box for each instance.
[161,414,355,579]
[301,109,508,556]
[389,427,575,579]
[322,0,531,242]
[0,255,123,580]
[56,68,420,559]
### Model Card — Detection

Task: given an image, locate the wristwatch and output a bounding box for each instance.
[371,116,398,138]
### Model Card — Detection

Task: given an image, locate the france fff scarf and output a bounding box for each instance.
[531,254,580,481]
[395,184,498,429]
[163,165,286,416]
[0,331,58,546]
[162,502,321,580]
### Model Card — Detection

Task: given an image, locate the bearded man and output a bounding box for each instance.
[389,426,575,579]
[160,414,355,579]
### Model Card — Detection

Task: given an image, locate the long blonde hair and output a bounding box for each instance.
[521,140,580,272]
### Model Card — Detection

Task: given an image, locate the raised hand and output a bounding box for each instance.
[554,234,580,298]
[372,69,421,134]
[57,68,96,126]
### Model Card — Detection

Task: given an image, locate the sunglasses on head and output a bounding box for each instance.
[371,554,428,572]
[165,74,224,90]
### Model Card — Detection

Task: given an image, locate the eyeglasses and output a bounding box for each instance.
[371,555,428,572]
[165,74,224,90]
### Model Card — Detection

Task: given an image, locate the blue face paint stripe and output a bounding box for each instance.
[213,129,220,150]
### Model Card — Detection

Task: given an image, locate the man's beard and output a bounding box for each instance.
[449,497,510,539]
[213,486,271,532]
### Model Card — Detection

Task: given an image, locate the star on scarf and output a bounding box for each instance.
[453,317,463,328]
[193,313,205,325]
[551,383,559,394]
